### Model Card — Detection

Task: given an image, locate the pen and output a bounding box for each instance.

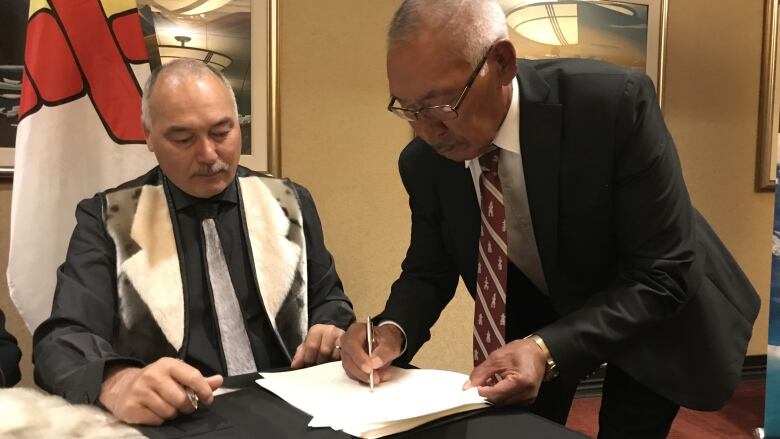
[186,387,199,410]
[367,316,374,392]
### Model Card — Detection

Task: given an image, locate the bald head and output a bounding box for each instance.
[388,0,508,67]
[141,59,237,131]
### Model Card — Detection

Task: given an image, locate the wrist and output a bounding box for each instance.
[99,365,137,411]
[381,324,404,349]
[525,334,559,381]
[376,321,407,354]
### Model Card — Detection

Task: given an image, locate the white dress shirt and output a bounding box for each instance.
[465,77,548,293]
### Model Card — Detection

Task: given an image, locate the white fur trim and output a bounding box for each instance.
[123,185,184,350]
[239,178,302,332]
[0,388,143,438]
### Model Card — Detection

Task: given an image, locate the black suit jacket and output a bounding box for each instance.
[0,308,22,387]
[378,58,760,410]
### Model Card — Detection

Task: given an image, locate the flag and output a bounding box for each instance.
[8,0,157,331]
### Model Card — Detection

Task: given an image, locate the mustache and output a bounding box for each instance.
[192,161,229,176]
[432,140,460,154]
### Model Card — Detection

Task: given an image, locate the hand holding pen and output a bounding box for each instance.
[339,317,405,388]
[98,357,223,426]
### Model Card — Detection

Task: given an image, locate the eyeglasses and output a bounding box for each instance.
[387,47,492,122]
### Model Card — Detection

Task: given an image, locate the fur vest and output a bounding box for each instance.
[102,167,307,364]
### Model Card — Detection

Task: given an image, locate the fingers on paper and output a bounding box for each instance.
[294,324,346,369]
[466,355,501,389]
[476,373,538,406]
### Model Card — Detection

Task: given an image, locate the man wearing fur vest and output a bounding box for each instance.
[33,59,355,426]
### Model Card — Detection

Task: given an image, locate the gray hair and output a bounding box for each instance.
[388,0,508,67]
[141,58,238,130]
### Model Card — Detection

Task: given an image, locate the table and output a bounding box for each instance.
[138,375,589,439]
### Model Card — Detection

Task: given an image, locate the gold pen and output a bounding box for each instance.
[367,316,374,392]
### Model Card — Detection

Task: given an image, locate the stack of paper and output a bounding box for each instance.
[257,362,489,438]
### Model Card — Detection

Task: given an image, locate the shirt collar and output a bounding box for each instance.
[465,76,521,168]
[168,176,239,213]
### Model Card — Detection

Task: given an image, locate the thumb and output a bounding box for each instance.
[464,360,494,390]
[206,374,223,390]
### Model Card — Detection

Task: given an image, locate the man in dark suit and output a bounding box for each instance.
[340,1,760,437]
[0,308,22,387]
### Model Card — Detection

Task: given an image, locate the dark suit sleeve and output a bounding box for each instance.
[294,184,356,330]
[537,72,700,379]
[0,308,22,387]
[376,147,461,363]
[33,196,143,404]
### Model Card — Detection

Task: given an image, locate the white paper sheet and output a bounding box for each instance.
[256,362,489,437]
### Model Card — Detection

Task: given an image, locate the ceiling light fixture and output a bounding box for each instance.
[157,35,233,71]
[147,0,233,16]
[505,2,579,46]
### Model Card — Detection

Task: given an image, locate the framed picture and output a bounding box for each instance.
[501,0,668,105]
[757,0,780,191]
[137,0,281,176]
[0,0,29,176]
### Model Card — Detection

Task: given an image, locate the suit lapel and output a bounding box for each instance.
[438,158,480,291]
[517,61,562,293]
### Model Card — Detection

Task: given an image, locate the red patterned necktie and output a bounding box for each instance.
[473,148,507,367]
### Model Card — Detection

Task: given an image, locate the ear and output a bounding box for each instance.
[144,127,154,152]
[492,39,517,85]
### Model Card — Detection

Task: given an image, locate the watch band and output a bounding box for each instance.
[525,334,559,381]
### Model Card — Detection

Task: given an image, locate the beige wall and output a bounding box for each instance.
[280,0,475,373]
[664,0,771,354]
[0,0,772,386]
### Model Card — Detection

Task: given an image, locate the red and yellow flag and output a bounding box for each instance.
[9,0,156,330]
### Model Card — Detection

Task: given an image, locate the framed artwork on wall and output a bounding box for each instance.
[136,0,281,176]
[0,0,30,176]
[500,0,668,105]
[757,0,780,191]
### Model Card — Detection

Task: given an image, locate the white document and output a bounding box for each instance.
[256,362,489,438]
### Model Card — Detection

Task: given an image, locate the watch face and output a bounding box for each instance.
[544,361,558,381]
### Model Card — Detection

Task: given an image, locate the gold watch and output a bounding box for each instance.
[525,334,559,381]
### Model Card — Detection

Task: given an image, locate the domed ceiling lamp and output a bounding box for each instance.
[147,0,233,16]
[505,1,579,46]
[158,35,232,71]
